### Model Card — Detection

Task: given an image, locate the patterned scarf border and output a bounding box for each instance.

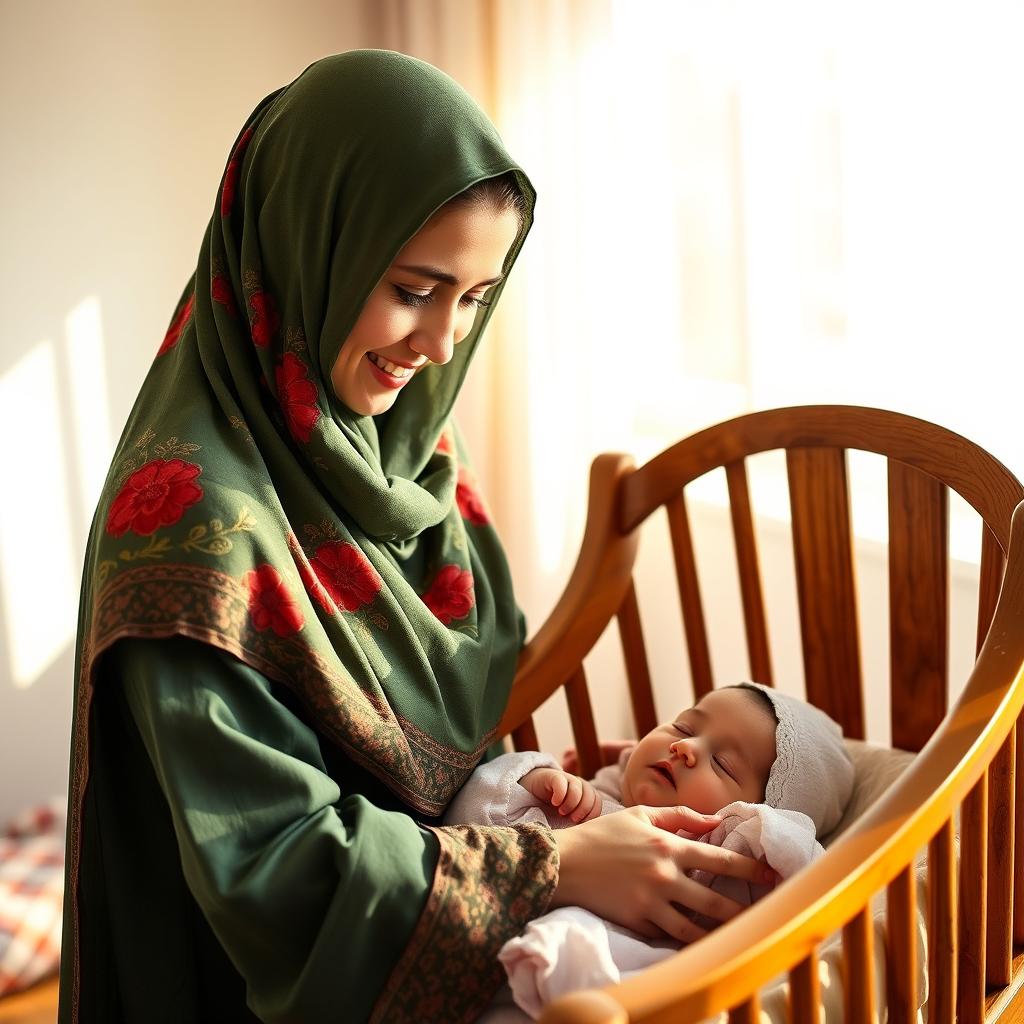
[369,823,558,1023]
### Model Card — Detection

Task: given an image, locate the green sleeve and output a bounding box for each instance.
[108,635,556,1023]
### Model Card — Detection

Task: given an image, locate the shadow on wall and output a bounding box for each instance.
[0,0,377,823]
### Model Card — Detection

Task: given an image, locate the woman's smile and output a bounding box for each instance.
[365,351,421,388]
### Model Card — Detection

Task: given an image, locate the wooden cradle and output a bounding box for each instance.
[497,405,1024,1024]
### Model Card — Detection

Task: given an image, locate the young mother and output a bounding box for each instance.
[61,51,767,1023]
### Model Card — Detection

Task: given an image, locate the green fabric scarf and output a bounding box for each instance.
[71,50,535,836]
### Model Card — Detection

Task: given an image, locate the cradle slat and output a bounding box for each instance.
[842,906,875,1024]
[986,732,1015,986]
[790,951,820,1024]
[886,866,918,1024]
[512,717,540,754]
[959,775,988,1024]
[887,462,948,751]
[1015,716,1024,945]
[617,579,659,737]
[785,447,865,737]
[725,459,773,686]
[564,666,602,781]
[665,492,714,698]
[977,525,1006,655]
[727,993,760,1024]
[928,818,958,1024]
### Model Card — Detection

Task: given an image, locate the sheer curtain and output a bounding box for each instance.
[372,0,1024,607]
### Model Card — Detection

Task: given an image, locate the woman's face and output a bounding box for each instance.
[330,200,521,416]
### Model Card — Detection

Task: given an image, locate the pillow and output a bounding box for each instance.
[822,739,917,845]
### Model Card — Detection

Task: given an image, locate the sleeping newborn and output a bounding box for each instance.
[445,682,855,1019]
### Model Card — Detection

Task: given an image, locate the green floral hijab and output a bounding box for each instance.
[71,51,535,825]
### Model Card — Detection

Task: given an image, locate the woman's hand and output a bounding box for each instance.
[550,805,775,943]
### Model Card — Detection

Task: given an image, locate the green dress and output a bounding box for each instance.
[61,51,558,1023]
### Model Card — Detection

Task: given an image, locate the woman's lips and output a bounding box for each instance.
[365,353,413,390]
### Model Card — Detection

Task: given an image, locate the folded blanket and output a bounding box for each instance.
[0,798,66,997]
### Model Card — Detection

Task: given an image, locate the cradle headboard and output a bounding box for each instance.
[500,405,1024,773]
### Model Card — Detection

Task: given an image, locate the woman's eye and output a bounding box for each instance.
[393,285,432,307]
[459,293,491,310]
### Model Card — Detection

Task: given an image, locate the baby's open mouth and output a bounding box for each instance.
[652,763,675,785]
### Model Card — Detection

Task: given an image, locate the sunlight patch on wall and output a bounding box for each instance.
[65,296,113,510]
[0,340,79,688]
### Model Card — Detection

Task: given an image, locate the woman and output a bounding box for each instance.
[61,51,766,1023]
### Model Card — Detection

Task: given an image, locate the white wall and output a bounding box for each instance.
[0,0,375,823]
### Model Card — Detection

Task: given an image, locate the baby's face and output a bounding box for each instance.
[620,687,777,813]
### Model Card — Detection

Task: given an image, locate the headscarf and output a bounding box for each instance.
[70,51,535,834]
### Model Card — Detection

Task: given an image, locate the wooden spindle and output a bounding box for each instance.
[928,818,957,1024]
[886,866,918,1024]
[790,951,821,1024]
[887,461,948,751]
[728,992,761,1024]
[665,492,714,698]
[977,524,1006,655]
[842,906,875,1024]
[786,447,865,738]
[564,667,601,781]
[986,731,1015,985]
[1015,716,1024,945]
[958,776,988,1024]
[511,717,540,754]
[616,578,658,737]
[725,459,773,685]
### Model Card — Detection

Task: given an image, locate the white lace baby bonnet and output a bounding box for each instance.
[736,682,854,835]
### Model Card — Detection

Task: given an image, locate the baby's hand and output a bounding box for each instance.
[520,767,603,823]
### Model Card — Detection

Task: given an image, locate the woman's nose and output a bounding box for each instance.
[669,738,698,768]
[409,308,458,365]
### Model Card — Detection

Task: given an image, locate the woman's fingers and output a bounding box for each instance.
[673,840,777,887]
[645,803,722,836]
[666,873,747,923]
[647,900,710,945]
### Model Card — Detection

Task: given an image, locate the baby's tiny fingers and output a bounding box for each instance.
[549,773,569,806]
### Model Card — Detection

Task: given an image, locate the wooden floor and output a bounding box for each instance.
[0,977,58,1024]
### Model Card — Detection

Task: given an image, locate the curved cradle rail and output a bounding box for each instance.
[499,406,1024,1024]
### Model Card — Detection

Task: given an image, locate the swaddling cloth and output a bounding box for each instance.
[498,802,822,1019]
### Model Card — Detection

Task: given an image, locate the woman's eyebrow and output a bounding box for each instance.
[394,263,504,287]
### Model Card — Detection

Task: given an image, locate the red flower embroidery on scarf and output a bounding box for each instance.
[242,564,304,636]
[422,564,475,625]
[436,431,453,454]
[106,459,204,537]
[156,293,195,356]
[456,467,489,526]
[248,290,280,348]
[309,541,382,612]
[275,353,321,443]
[211,274,238,317]
[221,126,254,217]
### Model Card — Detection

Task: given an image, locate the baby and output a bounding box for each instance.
[448,683,857,1020]
[449,682,855,841]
